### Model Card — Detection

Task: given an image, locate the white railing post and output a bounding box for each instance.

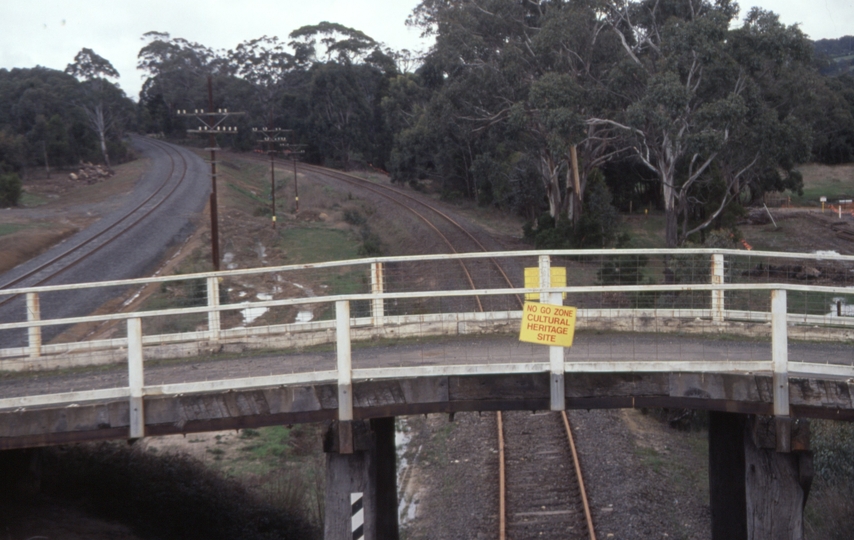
[538,255,551,305]
[539,256,565,411]
[371,262,384,327]
[771,290,789,418]
[128,317,145,439]
[206,276,221,341]
[26,292,41,359]
[771,289,792,452]
[711,253,724,323]
[336,300,354,453]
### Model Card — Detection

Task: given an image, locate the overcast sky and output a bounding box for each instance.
[2,0,852,100]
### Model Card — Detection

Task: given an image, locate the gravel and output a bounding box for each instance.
[398,408,712,540]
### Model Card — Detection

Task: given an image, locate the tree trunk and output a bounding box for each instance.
[567,145,582,225]
[42,141,50,179]
[665,206,678,248]
[540,152,561,220]
[93,103,110,168]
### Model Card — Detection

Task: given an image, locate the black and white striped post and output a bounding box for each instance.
[351,492,365,540]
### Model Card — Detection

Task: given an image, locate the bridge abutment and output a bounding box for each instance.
[322,418,399,540]
[709,412,812,540]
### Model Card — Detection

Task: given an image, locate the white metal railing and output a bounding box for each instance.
[1,249,853,439]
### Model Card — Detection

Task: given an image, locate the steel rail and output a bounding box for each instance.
[562,411,597,540]
[287,160,544,538]
[242,154,524,309]
[0,137,190,308]
[297,162,524,309]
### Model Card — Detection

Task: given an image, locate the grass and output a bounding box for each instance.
[17,192,48,207]
[0,223,25,236]
[635,446,666,473]
[278,227,359,263]
[788,163,854,206]
[622,213,667,249]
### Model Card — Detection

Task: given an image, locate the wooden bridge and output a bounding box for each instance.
[1,248,853,539]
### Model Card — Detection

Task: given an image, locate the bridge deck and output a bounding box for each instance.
[1,334,852,450]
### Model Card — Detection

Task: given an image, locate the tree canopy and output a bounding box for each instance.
[4,5,854,244]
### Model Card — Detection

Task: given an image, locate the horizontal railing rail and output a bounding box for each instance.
[1,249,852,440]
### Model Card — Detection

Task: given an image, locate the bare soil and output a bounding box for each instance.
[0,159,149,275]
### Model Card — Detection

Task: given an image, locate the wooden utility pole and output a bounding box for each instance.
[177,76,244,271]
[252,127,291,229]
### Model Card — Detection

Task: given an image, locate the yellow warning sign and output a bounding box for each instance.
[519,302,577,347]
[524,267,566,301]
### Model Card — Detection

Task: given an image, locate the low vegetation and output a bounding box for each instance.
[33,442,319,540]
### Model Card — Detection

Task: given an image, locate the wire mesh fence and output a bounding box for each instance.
[1,249,853,406]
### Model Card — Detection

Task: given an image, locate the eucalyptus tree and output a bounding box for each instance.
[404,0,627,226]
[289,23,397,168]
[591,1,814,246]
[65,48,132,168]
[137,32,223,135]
[229,36,296,127]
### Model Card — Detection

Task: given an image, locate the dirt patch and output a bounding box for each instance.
[741,210,854,254]
[0,158,149,275]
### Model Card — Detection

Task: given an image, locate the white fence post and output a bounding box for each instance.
[128,317,145,439]
[771,290,789,418]
[371,262,384,327]
[336,300,354,453]
[711,253,724,323]
[538,255,551,305]
[26,292,41,359]
[539,256,565,411]
[206,276,221,341]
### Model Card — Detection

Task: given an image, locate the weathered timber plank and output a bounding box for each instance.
[670,374,773,403]
[565,373,669,398]
[0,401,129,438]
[789,378,854,409]
[353,378,449,409]
[145,410,335,437]
[144,385,336,428]
[448,374,549,401]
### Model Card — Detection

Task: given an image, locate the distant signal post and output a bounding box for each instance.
[253,127,291,228]
[177,76,244,271]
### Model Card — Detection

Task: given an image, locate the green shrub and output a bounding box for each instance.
[0,172,22,206]
[523,170,622,249]
[343,209,366,226]
[30,443,318,540]
[357,226,384,256]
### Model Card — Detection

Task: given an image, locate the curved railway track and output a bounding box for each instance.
[0,136,203,347]
[0,136,188,299]
[264,157,595,539]
[296,162,524,313]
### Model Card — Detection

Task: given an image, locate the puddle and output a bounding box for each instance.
[290,282,316,297]
[240,293,273,324]
[240,305,268,324]
[222,252,238,270]
[255,242,267,262]
[396,419,421,525]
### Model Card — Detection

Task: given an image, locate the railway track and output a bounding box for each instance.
[499,411,595,539]
[0,136,199,346]
[256,157,594,539]
[299,163,523,310]
[0,136,188,297]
